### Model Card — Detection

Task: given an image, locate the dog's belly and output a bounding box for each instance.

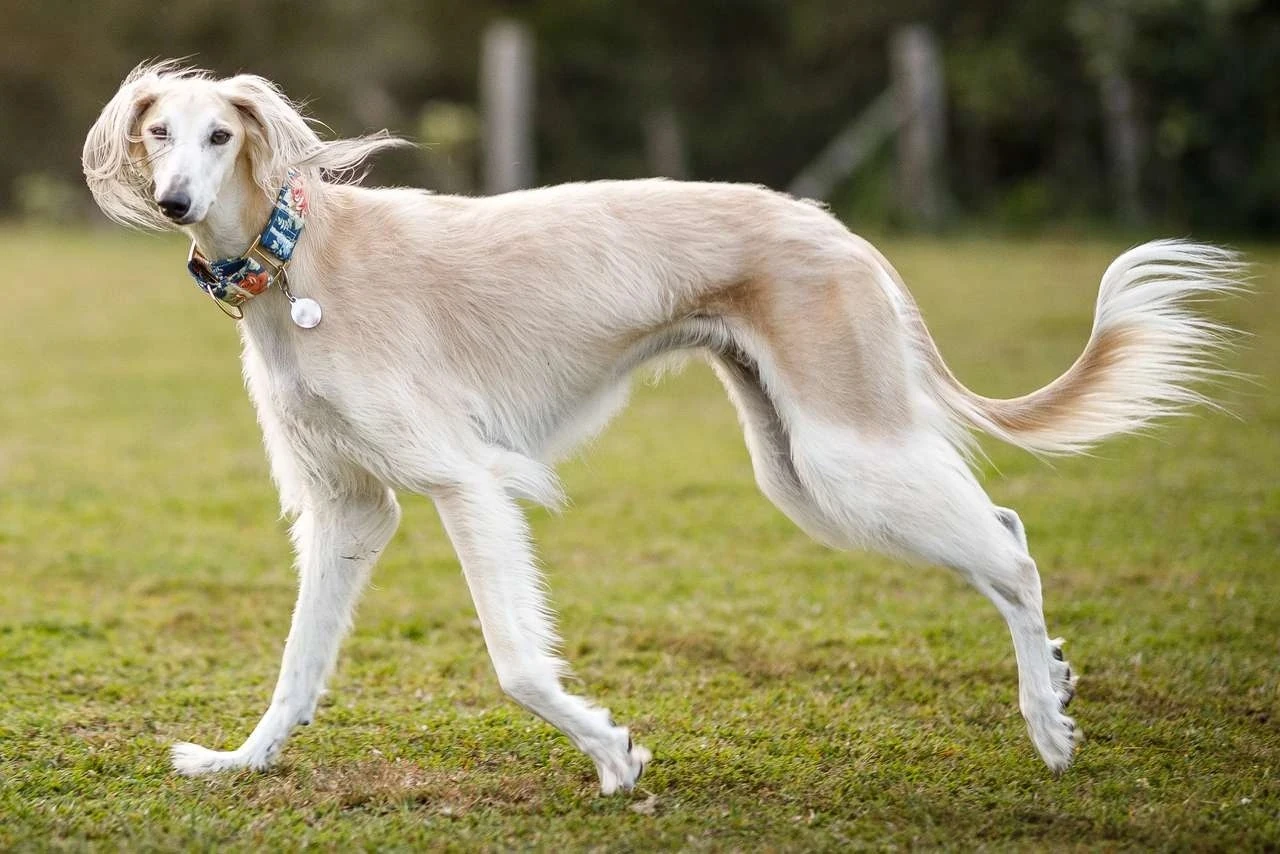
[518,379,631,463]
[485,316,733,463]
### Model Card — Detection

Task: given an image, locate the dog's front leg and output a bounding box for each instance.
[432,473,650,795]
[170,485,400,776]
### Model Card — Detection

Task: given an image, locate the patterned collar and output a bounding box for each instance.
[186,168,308,317]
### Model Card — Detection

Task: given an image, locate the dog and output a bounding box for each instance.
[82,62,1242,794]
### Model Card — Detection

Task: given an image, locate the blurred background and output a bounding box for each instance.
[3,0,1278,235]
[2,5,1278,847]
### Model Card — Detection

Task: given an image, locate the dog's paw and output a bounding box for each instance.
[1048,637,1078,709]
[1025,706,1082,775]
[1024,639,1082,774]
[576,707,651,796]
[595,731,651,796]
[170,742,260,776]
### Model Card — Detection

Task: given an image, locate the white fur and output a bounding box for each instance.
[82,63,1241,793]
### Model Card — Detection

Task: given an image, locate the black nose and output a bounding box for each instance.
[158,193,191,220]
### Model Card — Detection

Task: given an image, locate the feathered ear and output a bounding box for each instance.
[82,61,180,230]
[220,74,411,192]
[221,75,322,195]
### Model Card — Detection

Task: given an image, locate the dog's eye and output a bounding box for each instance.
[149,125,168,140]
[209,129,232,146]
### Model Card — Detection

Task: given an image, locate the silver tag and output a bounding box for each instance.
[290,297,322,329]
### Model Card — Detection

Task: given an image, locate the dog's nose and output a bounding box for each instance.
[157,193,191,220]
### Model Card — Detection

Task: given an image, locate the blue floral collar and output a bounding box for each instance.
[186,168,310,319]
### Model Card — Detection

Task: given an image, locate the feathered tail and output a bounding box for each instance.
[904,240,1246,455]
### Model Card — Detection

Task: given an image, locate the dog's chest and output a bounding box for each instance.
[271,372,341,422]
[242,326,361,454]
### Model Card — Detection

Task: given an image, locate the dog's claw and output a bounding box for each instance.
[1061,666,1075,707]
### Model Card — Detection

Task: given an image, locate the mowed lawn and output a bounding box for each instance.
[0,227,1275,851]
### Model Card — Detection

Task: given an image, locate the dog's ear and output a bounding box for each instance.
[82,63,166,229]
[221,75,320,195]
[222,73,411,192]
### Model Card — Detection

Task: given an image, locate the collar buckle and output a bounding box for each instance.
[245,237,286,279]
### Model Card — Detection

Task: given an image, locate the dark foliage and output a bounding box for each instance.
[2,0,1276,232]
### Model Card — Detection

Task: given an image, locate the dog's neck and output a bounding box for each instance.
[184,164,275,262]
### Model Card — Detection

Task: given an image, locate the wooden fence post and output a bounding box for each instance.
[481,19,536,195]
[644,105,689,179]
[788,91,900,200]
[891,25,946,228]
[1099,70,1144,225]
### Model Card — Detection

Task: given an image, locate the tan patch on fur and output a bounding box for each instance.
[984,327,1137,434]
[700,266,911,431]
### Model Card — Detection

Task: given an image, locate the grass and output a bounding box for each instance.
[0,227,1276,851]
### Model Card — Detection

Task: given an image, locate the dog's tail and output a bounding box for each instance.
[900,240,1246,456]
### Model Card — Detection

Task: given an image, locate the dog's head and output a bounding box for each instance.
[82,62,407,230]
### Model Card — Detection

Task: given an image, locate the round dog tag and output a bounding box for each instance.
[290,297,322,329]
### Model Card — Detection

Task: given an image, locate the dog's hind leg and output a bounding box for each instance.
[171,478,400,775]
[709,352,848,545]
[786,424,1080,772]
[430,467,650,795]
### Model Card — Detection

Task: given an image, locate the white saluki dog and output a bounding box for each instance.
[83,63,1242,794]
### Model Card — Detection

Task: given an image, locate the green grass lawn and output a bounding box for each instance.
[0,228,1275,851]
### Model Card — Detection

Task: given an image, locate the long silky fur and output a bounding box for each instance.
[902,240,1247,455]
